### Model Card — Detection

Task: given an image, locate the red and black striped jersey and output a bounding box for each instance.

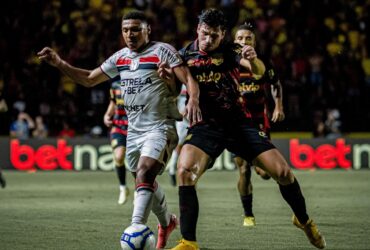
[179,41,251,126]
[238,59,279,130]
[110,80,128,135]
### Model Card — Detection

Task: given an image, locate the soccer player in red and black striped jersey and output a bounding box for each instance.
[171,9,325,250]
[233,23,285,227]
[103,77,129,204]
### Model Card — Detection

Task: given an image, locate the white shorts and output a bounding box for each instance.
[126,125,178,173]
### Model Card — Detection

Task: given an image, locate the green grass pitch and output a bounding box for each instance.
[1,170,369,250]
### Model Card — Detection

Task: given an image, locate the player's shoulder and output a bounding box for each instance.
[151,41,178,53]
[221,42,242,54]
[107,48,130,62]
[178,41,197,58]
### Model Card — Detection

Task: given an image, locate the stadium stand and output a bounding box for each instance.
[1,0,369,136]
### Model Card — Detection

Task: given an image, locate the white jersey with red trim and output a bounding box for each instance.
[101,41,183,132]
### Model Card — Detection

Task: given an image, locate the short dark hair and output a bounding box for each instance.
[236,22,255,33]
[122,10,148,24]
[198,9,227,30]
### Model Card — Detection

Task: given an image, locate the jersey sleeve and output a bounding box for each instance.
[230,43,243,65]
[157,43,183,68]
[100,51,121,79]
[264,59,279,86]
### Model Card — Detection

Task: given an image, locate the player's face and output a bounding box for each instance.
[234,29,255,47]
[197,23,225,52]
[121,19,150,51]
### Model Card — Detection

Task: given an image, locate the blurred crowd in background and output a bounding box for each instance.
[1,0,369,138]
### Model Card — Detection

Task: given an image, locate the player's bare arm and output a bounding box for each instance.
[240,45,265,77]
[37,47,109,87]
[104,100,115,128]
[271,79,285,123]
[157,62,179,95]
[173,65,202,125]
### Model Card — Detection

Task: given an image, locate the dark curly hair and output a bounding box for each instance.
[198,9,227,30]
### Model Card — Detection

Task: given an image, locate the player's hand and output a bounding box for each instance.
[271,107,285,123]
[103,114,113,128]
[184,97,202,126]
[37,47,62,67]
[158,62,175,83]
[241,45,257,61]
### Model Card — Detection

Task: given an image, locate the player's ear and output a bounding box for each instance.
[147,24,151,35]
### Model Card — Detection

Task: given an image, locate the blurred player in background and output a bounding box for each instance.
[171,9,325,250]
[103,78,129,204]
[233,23,285,227]
[38,10,201,249]
[168,84,189,186]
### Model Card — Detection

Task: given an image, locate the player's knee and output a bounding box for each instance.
[274,162,293,184]
[177,165,198,185]
[115,157,125,167]
[114,151,125,166]
[239,164,250,176]
[255,167,271,180]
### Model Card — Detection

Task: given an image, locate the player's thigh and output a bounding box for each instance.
[253,148,293,184]
[141,128,178,173]
[177,144,212,185]
[228,124,274,163]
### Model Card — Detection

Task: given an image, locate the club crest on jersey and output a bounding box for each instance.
[130,58,140,71]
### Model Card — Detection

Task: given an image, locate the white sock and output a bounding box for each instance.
[132,188,154,225]
[152,182,171,227]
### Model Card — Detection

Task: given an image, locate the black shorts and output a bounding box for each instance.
[110,133,127,150]
[231,122,271,159]
[184,122,275,165]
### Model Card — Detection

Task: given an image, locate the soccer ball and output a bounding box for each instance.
[120,224,156,250]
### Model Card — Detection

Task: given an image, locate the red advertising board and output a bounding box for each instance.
[0,138,369,171]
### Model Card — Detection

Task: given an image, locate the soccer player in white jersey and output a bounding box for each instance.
[38,10,202,249]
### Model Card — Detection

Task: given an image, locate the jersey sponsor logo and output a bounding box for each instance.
[196,71,222,84]
[187,57,224,67]
[121,77,152,87]
[238,83,260,93]
[124,105,145,112]
[121,77,152,94]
